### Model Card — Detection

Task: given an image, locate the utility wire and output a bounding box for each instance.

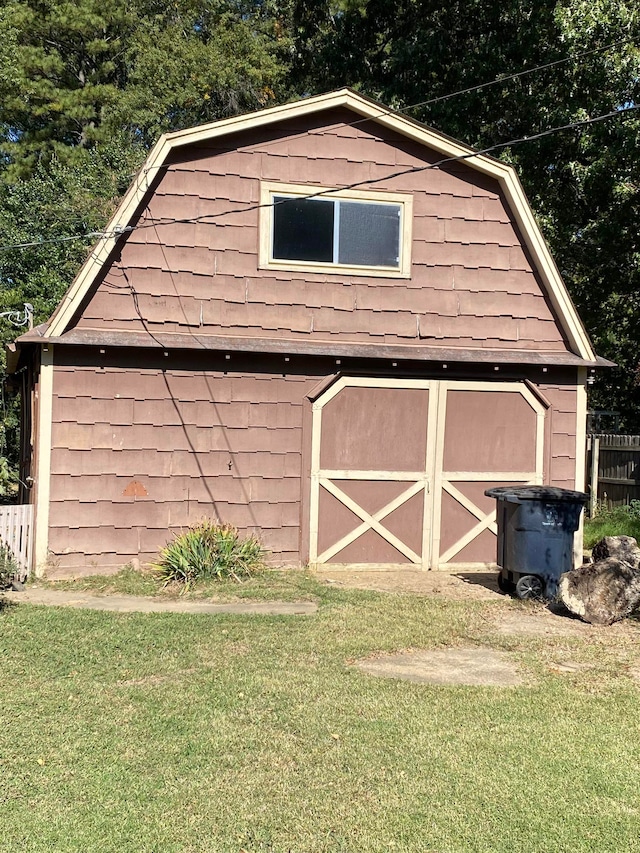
[0,231,108,252]
[133,104,639,233]
[1,34,636,251]
[389,35,638,113]
[0,100,638,254]
[133,33,639,172]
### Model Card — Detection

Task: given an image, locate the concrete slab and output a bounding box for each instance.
[354,647,523,687]
[3,588,317,616]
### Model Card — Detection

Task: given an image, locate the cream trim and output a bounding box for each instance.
[434,379,546,567]
[438,509,497,565]
[318,469,426,480]
[310,376,548,571]
[575,368,588,491]
[34,346,54,577]
[430,379,448,569]
[309,376,432,568]
[422,384,439,569]
[318,562,415,572]
[574,367,588,567]
[258,181,412,278]
[308,403,322,563]
[443,471,539,481]
[441,561,498,572]
[317,478,423,564]
[442,481,499,531]
[44,88,595,359]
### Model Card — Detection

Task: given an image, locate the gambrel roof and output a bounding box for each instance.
[36,88,597,363]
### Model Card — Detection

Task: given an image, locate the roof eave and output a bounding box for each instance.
[48,328,610,368]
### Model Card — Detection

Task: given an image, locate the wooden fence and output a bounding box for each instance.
[587,434,640,513]
[0,503,33,581]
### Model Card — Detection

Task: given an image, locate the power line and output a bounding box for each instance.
[0,101,637,254]
[0,231,107,252]
[133,33,639,172]
[115,102,640,231]
[395,35,639,113]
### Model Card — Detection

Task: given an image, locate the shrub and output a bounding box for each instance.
[0,542,18,590]
[153,521,265,588]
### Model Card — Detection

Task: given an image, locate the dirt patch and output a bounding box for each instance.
[629,667,640,684]
[354,647,523,687]
[316,569,501,601]
[547,660,594,674]
[496,607,640,638]
[495,609,594,637]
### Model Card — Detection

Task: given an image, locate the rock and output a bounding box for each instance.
[590,535,640,569]
[10,579,25,592]
[559,557,640,626]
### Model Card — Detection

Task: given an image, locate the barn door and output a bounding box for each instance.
[432,381,546,568]
[309,377,546,570]
[309,378,435,569]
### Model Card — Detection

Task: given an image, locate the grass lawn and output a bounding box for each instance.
[584,506,640,550]
[1,573,639,852]
[39,564,326,602]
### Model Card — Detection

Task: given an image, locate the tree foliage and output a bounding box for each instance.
[0,0,639,498]
[287,0,640,428]
[0,0,292,489]
[0,0,289,175]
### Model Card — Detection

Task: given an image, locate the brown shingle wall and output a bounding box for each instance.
[48,362,315,575]
[539,379,579,488]
[75,108,569,352]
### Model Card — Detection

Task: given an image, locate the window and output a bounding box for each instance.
[259,182,412,277]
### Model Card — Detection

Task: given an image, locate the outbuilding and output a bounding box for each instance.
[9,89,605,578]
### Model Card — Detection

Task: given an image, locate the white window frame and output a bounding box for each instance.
[259,181,413,278]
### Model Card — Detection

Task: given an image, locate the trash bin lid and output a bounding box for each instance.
[484,485,588,504]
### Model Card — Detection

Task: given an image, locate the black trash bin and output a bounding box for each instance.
[484,486,588,600]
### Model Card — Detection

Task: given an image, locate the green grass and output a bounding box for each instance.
[584,501,640,549]
[1,581,639,852]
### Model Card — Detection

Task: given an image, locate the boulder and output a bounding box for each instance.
[559,555,640,626]
[590,535,640,569]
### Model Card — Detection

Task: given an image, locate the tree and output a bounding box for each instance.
[0,0,292,488]
[0,141,144,489]
[0,0,290,176]
[286,0,640,428]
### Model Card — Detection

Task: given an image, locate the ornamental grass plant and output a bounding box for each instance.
[153,520,265,588]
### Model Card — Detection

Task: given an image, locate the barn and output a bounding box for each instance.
[8,89,605,578]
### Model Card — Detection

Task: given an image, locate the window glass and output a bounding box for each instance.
[338,201,400,267]
[272,196,334,262]
[264,185,409,274]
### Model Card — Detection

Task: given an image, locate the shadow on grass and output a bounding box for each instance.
[0,595,17,612]
[453,572,501,595]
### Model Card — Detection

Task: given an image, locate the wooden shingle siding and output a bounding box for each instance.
[47,360,314,576]
[75,108,569,353]
[43,349,580,575]
[539,379,579,488]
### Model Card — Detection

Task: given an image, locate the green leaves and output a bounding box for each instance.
[0,0,289,172]
[153,521,266,588]
[288,0,640,428]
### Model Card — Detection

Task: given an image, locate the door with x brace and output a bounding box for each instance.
[432,381,546,568]
[309,377,435,569]
[309,376,546,570]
